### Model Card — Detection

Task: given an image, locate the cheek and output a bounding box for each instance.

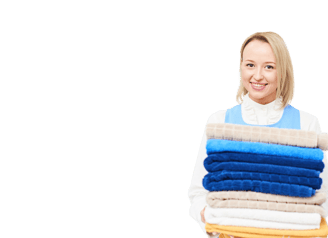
[240,69,251,78]
[267,72,277,84]
[241,69,252,81]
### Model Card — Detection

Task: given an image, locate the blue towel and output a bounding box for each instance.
[206,139,324,160]
[202,179,315,197]
[206,152,324,172]
[203,161,320,178]
[203,171,322,189]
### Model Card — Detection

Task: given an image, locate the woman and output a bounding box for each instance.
[188,32,328,238]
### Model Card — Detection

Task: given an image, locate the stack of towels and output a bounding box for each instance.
[202,123,328,238]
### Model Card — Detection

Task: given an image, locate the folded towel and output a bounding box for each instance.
[207,191,327,205]
[218,234,327,238]
[206,139,324,160]
[205,199,326,217]
[204,207,321,225]
[206,152,324,172]
[203,161,320,178]
[205,217,319,230]
[203,171,322,189]
[206,123,328,150]
[203,179,315,197]
[205,218,328,238]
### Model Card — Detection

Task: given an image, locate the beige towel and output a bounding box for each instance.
[206,123,328,150]
[207,191,327,205]
[207,199,326,217]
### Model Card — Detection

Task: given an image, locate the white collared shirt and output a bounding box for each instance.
[188,94,328,235]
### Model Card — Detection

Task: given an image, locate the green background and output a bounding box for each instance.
[0,1,328,238]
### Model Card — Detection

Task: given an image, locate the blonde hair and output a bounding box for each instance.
[236,32,294,109]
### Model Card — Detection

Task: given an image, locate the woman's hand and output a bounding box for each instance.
[201,206,220,236]
[201,206,206,223]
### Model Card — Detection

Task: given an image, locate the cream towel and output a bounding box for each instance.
[207,191,327,205]
[206,123,328,150]
[206,199,326,217]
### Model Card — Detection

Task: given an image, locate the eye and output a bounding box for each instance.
[246,63,255,67]
[265,65,274,69]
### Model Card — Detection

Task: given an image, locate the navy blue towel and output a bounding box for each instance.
[206,152,324,172]
[203,161,320,178]
[203,171,322,190]
[202,179,315,197]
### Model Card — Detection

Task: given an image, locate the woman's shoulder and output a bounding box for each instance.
[206,104,240,124]
[206,109,227,124]
[297,108,322,134]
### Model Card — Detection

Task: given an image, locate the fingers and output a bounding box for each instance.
[206,231,219,236]
[201,206,206,223]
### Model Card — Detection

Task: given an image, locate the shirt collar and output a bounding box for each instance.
[241,93,284,125]
[243,93,283,111]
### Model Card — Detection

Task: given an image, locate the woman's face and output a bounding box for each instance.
[240,40,278,105]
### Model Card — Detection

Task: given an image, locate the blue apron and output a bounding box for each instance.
[224,104,300,129]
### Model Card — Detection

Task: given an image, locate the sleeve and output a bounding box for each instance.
[188,110,226,235]
[188,130,209,234]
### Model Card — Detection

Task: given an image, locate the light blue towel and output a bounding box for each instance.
[206,139,324,160]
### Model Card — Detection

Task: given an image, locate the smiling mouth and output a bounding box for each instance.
[251,82,268,86]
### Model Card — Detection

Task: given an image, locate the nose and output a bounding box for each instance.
[253,67,264,81]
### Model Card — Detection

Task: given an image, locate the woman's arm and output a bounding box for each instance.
[188,129,209,233]
[188,110,227,235]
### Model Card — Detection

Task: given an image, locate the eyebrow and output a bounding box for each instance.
[244,59,276,64]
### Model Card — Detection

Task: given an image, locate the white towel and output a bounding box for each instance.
[205,207,321,227]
